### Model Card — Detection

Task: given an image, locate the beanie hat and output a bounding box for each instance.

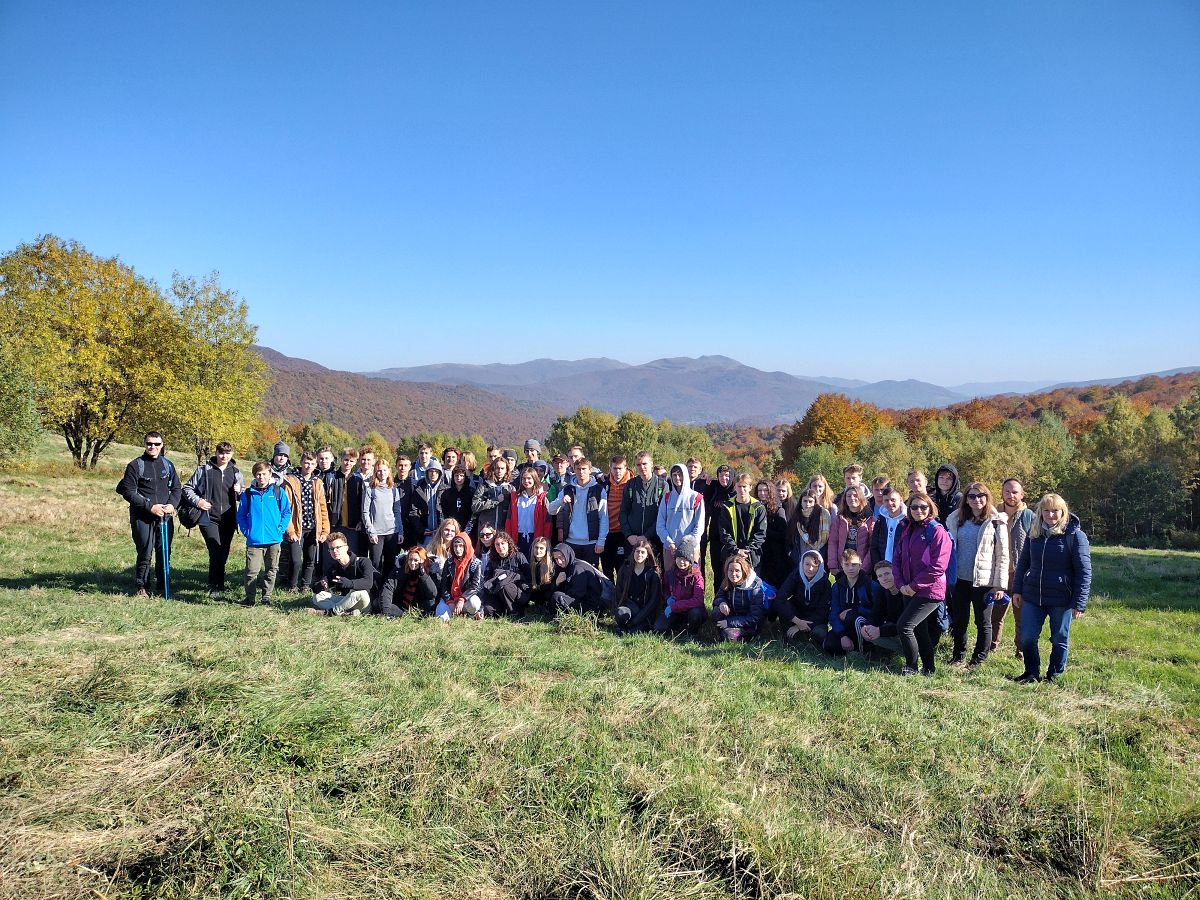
[524,439,541,452]
[676,537,699,564]
[273,441,291,458]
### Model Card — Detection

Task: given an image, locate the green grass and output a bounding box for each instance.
[1,438,1198,898]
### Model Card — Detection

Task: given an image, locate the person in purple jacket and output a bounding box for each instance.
[892,491,952,676]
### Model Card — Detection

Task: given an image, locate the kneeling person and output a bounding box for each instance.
[655,536,706,635]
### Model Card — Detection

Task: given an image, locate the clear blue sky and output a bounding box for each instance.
[2,2,1197,385]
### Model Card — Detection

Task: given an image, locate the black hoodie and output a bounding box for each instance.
[930,464,963,526]
[552,543,604,611]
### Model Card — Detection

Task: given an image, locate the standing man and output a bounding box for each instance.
[117,431,181,597]
[619,450,666,562]
[995,477,1036,656]
[410,443,434,485]
[717,473,767,573]
[686,457,713,577]
[517,439,551,482]
[182,440,244,597]
[549,456,608,567]
[269,442,294,484]
[284,451,330,593]
[326,448,362,554]
[599,455,633,580]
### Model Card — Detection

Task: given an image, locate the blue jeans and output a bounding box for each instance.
[1018,603,1074,678]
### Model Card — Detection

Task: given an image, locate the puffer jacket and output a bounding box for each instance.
[1012,514,1092,612]
[893,518,952,602]
[946,507,1010,589]
[714,572,766,631]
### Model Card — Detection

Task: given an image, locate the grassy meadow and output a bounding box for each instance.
[0,438,1198,899]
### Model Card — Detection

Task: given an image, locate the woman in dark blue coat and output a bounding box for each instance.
[1011,493,1092,684]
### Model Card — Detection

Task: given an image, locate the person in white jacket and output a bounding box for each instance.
[656,463,705,572]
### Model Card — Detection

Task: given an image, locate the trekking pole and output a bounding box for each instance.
[160,517,172,601]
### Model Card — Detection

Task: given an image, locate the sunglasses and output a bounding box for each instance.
[967,492,987,500]
[145,441,163,447]
[909,503,930,512]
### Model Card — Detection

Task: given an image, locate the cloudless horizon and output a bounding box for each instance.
[2,2,1197,384]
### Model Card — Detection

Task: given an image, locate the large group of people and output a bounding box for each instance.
[117,433,1093,683]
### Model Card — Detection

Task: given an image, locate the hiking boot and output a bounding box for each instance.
[967,654,988,670]
[950,654,967,668]
[1011,673,1039,685]
[900,666,919,677]
[921,667,936,677]
[135,588,149,599]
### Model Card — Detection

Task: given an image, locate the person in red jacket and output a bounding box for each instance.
[508,467,553,560]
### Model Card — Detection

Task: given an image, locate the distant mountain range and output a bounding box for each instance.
[256,346,1199,438]
[366,354,966,424]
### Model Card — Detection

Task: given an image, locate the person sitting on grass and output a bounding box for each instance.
[435,534,483,622]
[655,536,706,637]
[713,555,766,643]
[310,531,374,616]
[854,561,909,660]
[829,548,873,654]
[376,545,438,619]
[527,536,558,617]
[774,549,832,648]
[481,531,531,617]
[612,539,663,635]
[548,543,606,616]
[237,460,291,607]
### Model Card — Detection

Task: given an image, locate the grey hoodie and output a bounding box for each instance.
[656,463,706,549]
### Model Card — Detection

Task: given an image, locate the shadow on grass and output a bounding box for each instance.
[1,566,227,606]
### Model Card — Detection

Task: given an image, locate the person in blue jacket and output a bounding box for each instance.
[1010,493,1092,684]
[237,461,292,607]
[714,555,765,642]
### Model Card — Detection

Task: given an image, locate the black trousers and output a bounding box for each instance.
[287,528,322,591]
[364,533,400,589]
[198,511,238,591]
[897,598,942,672]
[567,542,600,568]
[951,579,994,661]
[654,606,706,634]
[131,516,174,594]
[601,531,628,581]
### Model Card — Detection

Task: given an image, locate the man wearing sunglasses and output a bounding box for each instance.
[117,431,181,598]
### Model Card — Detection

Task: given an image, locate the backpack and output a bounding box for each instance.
[178,465,207,529]
[116,456,178,503]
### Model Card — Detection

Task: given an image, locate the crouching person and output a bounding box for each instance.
[655,536,706,636]
[310,532,374,616]
[774,549,831,647]
[377,546,438,619]
[613,539,663,634]
[853,561,908,659]
[828,549,873,654]
[549,543,606,615]
[435,534,483,621]
[481,531,531,616]
[714,556,765,642]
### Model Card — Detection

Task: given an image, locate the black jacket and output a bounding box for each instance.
[409,475,447,539]
[613,563,663,630]
[440,480,475,532]
[930,464,963,526]
[620,475,666,538]
[118,454,182,523]
[775,565,832,625]
[319,552,375,594]
[717,499,768,569]
[437,557,483,604]
[471,479,512,534]
[377,561,438,617]
[482,551,531,614]
[552,543,604,611]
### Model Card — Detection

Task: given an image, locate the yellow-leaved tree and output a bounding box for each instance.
[0,235,179,468]
[151,272,271,464]
[0,235,270,468]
